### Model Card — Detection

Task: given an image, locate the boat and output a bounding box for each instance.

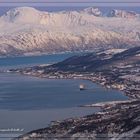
[79,84,86,90]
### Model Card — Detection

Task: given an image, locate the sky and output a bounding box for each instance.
[0,0,139,8]
[0,0,139,4]
[0,0,139,16]
[0,0,139,2]
[0,0,140,3]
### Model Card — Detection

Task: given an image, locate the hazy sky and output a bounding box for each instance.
[0,0,139,2]
[0,0,139,15]
[0,0,139,6]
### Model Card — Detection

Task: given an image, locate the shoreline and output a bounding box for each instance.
[33,73,136,99]
[9,71,131,99]
[3,70,139,140]
[16,99,140,140]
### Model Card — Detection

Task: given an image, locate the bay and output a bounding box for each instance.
[0,53,128,137]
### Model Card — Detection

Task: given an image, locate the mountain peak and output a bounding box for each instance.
[109,9,138,18]
[2,7,40,23]
[12,7,38,12]
[80,7,102,16]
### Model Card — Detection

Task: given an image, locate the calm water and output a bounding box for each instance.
[0,73,127,110]
[0,54,128,138]
[0,73,128,134]
[0,52,84,70]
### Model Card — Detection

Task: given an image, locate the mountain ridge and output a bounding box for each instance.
[0,7,140,57]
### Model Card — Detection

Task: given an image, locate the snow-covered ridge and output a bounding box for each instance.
[1,7,139,24]
[1,7,40,23]
[109,9,139,18]
[79,7,102,16]
[0,7,140,57]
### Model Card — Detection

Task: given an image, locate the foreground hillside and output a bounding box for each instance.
[17,100,140,140]
[0,7,140,57]
[11,47,140,140]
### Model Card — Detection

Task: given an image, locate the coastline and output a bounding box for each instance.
[16,98,140,140]
[2,71,139,140]
[9,71,131,99]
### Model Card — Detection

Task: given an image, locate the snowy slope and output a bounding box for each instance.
[109,9,139,18]
[0,7,140,57]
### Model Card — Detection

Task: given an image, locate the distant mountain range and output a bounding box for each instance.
[0,7,140,57]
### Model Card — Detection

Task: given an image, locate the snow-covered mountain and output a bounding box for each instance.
[80,7,102,16]
[109,9,139,18]
[0,7,140,57]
